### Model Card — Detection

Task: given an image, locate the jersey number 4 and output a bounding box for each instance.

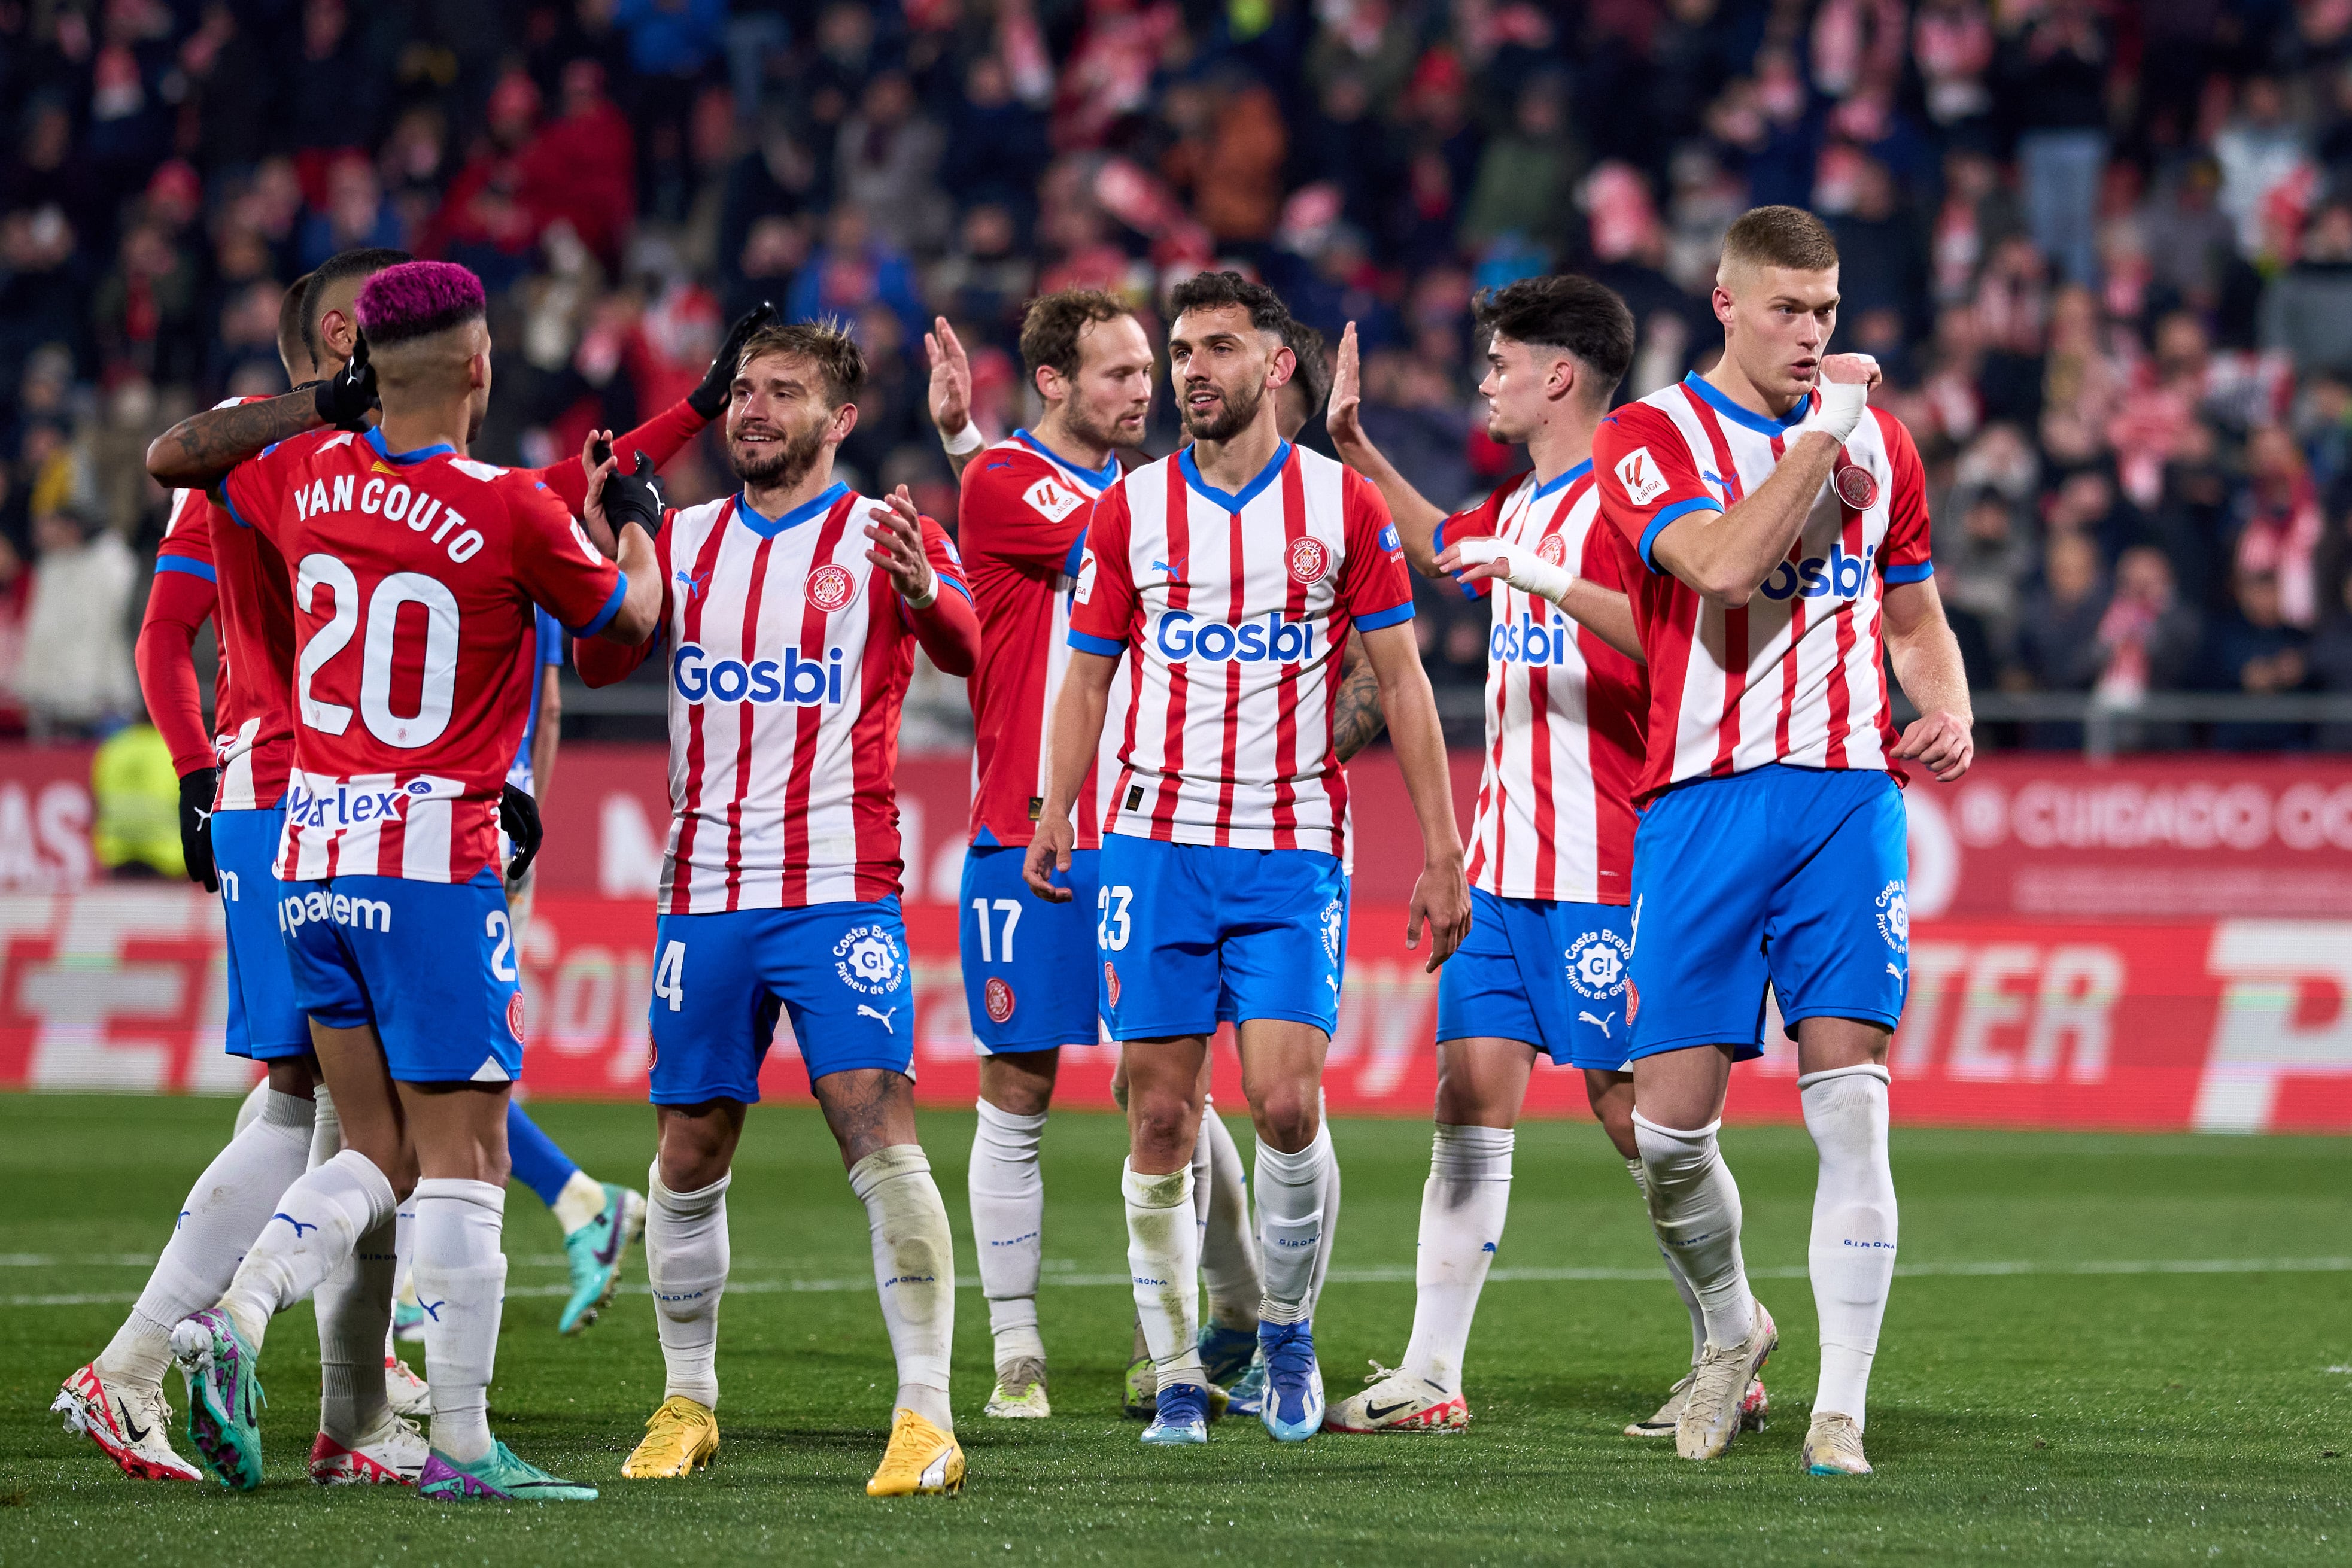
[655,940,686,1013]
[295,554,462,749]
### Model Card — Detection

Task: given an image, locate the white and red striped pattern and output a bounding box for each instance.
[1592,379,1932,803]
[658,488,967,911]
[1068,442,1412,858]
[1441,466,1646,904]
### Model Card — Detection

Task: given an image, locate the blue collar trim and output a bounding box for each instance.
[364,426,455,465]
[735,482,848,538]
[1178,440,1291,512]
[1014,429,1120,491]
[1681,372,1810,437]
[1530,458,1594,500]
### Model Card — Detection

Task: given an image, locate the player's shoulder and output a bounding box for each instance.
[265,427,357,465]
[1863,405,1923,469]
[966,443,1094,524]
[1596,390,1691,448]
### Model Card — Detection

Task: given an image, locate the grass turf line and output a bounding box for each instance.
[0,1094,2345,1566]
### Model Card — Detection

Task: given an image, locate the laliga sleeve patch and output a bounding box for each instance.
[806,563,857,612]
[984,977,1016,1023]
[1287,536,1330,586]
[1023,476,1084,524]
[1614,447,1670,506]
[1074,548,1099,604]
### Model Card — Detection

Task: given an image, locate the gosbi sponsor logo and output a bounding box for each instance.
[1153,610,1315,663]
[1287,536,1329,586]
[1759,541,1870,603]
[671,642,846,705]
[806,563,856,612]
[278,886,393,933]
[1489,612,1581,666]
[984,976,1015,1023]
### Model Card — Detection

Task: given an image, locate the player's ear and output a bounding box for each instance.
[1035,363,1061,408]
[1266,343,1296,392]
[828,399,859,444]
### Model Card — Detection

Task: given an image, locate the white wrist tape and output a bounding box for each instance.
[1800,371,1871,444]
[1455,536,1575,602]
[903,567,939,610]
[940,420,984,456]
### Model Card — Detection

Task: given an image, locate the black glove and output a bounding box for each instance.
[314,332,377,431]
[500,783,543,886]
[688,301,778,419]
[178,767,220,893]
[602,452,667,541]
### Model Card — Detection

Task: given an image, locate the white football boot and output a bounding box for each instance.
[53,1362,202,1481]
[1323,1363,1468,1433]
[310,1411,430,1485]
[1625,1370,1768,1437]
[1803,1412,1872,1476]
[1676,1300,1778,1460]
[385,1354,431,1418]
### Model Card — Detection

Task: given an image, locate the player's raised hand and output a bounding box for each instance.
[1405,855,1472,973]
[865,486,936,603]
[1022,814,1075,902]
[926,316,973,439]
[1326,321,1365,451]
[314,330,377,431]
[1893,708,1974,782]
[578,428,621,555]
[1818,352,1882,390]
[689,302,777,419]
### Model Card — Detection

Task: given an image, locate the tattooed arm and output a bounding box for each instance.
[1332,640,1388,761]
[145,390,327,490]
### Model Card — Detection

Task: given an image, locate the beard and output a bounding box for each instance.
[728,419,828,490]
[1063,397,1143,454]
[1180,378,1262,443]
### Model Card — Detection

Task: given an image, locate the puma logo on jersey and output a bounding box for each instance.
[675,566,712,604]
[858,1004,898,1033]
[1614,447,1670,506]
[1150,555,1186,579]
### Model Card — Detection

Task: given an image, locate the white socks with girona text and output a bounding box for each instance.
[1196,1098,1262,1330]
[849,1145,956,1432]
[1124,1161,1203,1391]
[314,1210,396,1444]
[1401,1123,1514,1394]
[98,1089,315,1393]
[1254,1122,1333,1325]
[217,1147,397,1355]
[1633,1111,1755,1350]
[409,1178,507,1464]
[1801,1064,1898,1428]
[1626,1156,1709,1362]
[645,1168,730,1409]
[967,1100,1048,1369]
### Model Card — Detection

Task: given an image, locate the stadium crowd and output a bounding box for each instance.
[2,0,2351,746]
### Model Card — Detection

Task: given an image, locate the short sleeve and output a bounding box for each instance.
[218,439,304,548]
[154,489,216,584]
[506,476,627,637]
[1336,469,1415,631]
[1066,481,1138,656]
[962,453,1096,576]
[1873,410,1933,584]
[1591,403,1722,572]
[1432,480,1514,602]
[920,513,973,606]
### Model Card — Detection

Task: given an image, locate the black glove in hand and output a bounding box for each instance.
[688,302,778,419]
[500,783,543,886]
[314,332,377,431]
[603,452,667,540]
[179,767,220,892]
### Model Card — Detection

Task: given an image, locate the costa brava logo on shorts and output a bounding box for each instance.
[672,643,845,706]
[1319,895,1344,964]
[1287,536,1329,586]
[984,977,1016,1024]
[834,925,905,995]
[806,563,856,612]
[1564,929,1631,999]
[1875,882,1909,952]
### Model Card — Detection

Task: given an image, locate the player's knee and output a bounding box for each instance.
[657,1116,736,1192]
[1126,1091,1198,1166]
[1250,1083,1320,1152]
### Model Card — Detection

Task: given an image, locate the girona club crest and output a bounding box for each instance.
[1834,463,1879,510]
[806,563,856,612]
[1287,536,1329,586]
[1535,532,1569,567]
[984,977,1016,1024]
[1102,961,1122,1008]
[507,990,527,1043]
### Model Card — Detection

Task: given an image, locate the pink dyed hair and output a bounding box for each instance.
[354,260,487,345]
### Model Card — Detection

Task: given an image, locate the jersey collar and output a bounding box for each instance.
[1529,458,1593,500]
[1681,372,1811,437]
[1013,429,1120,491]
[1178,439,1291,513]
[734,481,848,538]
[363,426,455,465]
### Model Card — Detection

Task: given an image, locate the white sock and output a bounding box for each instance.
[1197,1098,1260,1330]
[1254,1123,1332,1324]
[1801,1064,1898,1428]
[1628,1156,1707,1363]
[411,1177,508,1464]
[307,1083,341,1172]
[232,1077,271,1137]
[1400,1123,1512,1393]
[314,1211,396,1442]
[1633,1111,1754,1350]
[967,1099,1047,1369]
[1307,1095,1341,1314]
[386,1197,417,1363]
[848,1145,956,1432]
[99,1089,313,1391]
[1123,1161,1203,1390]
[217,1147,395,1354]
[551,1170,607,1236]
[645,1166,730,1409]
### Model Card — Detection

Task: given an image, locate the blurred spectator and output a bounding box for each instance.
[1936,491,2031,682]
[2260,203,2352,378]
[297,154,404,271]
[2092,546,2205,750]
[11,502,136,739]
[838,72,949,253]
[2016,531,2108,696]
[2235,426,2327,630]
[2309,567,2352,749]
[90,721,182,879]
[2204,567,2311,750]
[1999,0,2109,286]
[1459,74,1585,255]
[788,205,925,341]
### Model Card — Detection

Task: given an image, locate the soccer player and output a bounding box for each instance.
[573,321,981,1497]
[1025,271,1471,1445]
[1318,275,1770,1436]
[168,259,664,1502]
[1589,207,1973,1473]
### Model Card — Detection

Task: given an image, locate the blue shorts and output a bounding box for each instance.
[211,807,309,1061]
[1436,890,1638,1071]
[1096,836,1348,1040]
[1627,765,1909,1060]
[960,844,1101,1055]
[278,867,525,1084]
[646,898,915,1105]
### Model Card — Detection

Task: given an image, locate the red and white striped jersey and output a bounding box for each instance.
[601,484,971,913]
[1591,375,1932,803]
[154,397,302,812]
[222,427,627,882]
[1435,461,1646,904]
[958,431,1130,850]
[1067,440,1414,858]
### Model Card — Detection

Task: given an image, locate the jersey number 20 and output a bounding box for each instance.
[295,554,461,750]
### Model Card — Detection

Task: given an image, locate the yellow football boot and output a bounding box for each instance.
[621,1395,719,1478]
[865,1408,964,1497]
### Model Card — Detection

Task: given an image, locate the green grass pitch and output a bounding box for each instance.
[0,1094,2345,1565]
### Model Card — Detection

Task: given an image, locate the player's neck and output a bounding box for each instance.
[742,457,840,521]
[1524,407,1600,487]
[1187,411,1283,494]
[1029,408,1111,473]
[1701,353,1806,421]
[376,399,472,459]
